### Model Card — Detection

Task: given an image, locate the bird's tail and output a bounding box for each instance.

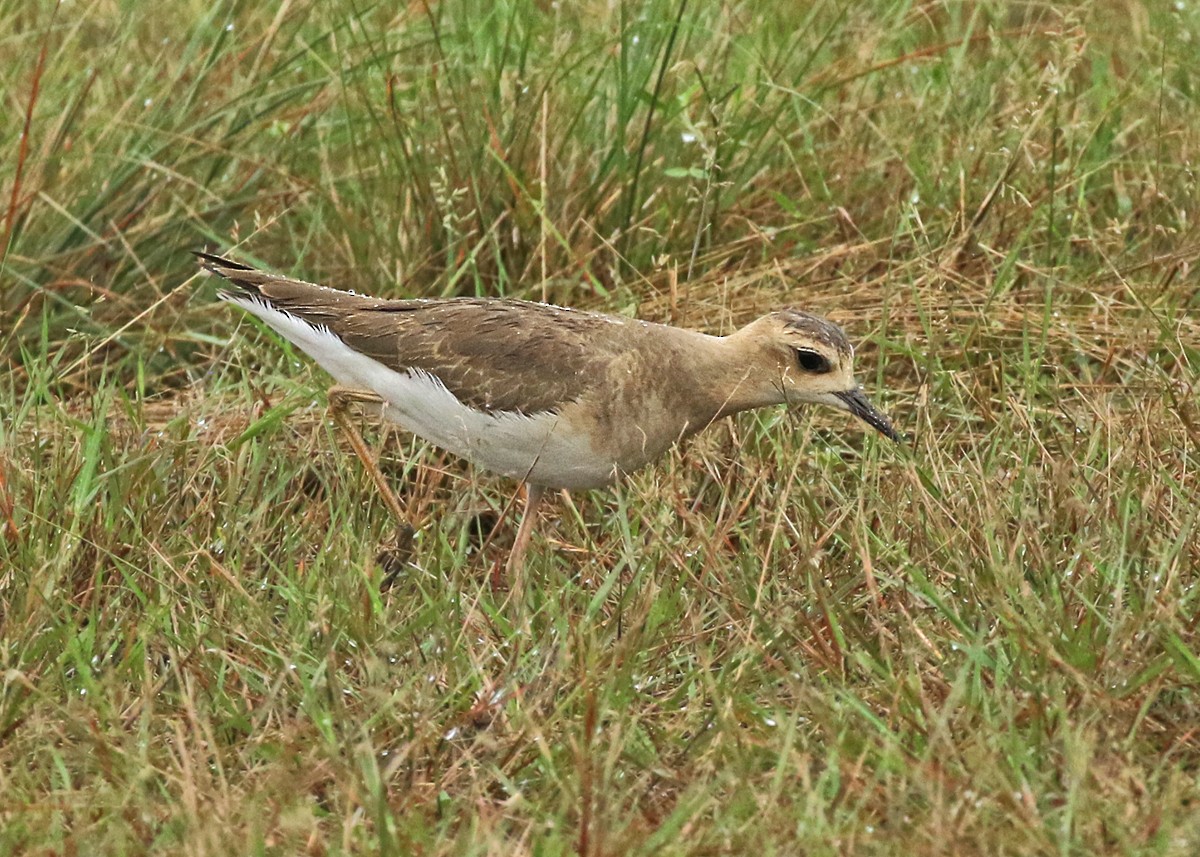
[193,250,278,304]
[195,250,396,392]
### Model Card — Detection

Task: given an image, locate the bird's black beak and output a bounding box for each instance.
[835,388,899,441]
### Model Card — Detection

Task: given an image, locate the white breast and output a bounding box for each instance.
[226,295,619,489]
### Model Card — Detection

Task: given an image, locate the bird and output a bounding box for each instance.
[197,251,897,583]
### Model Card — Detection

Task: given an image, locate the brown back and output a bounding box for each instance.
[202,253,637,414]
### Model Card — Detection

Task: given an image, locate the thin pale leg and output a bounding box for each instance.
[499,483,545,590]
[327,385,407,528]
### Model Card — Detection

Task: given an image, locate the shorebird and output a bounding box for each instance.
[198,251,897,581]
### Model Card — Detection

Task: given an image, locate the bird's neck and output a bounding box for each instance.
[663,328,784,425]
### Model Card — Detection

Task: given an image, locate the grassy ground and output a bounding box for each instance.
[3,0,1199,853]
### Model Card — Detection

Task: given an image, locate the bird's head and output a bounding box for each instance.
[729,309,898,440]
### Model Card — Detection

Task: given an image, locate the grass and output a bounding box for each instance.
[2,0,1199,853]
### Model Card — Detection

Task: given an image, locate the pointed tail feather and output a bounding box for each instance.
[193,249,256,273]
[192,250,271,304]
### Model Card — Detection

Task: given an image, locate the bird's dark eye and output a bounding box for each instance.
[795,349,832,374]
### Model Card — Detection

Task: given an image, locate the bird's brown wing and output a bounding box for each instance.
[199,252,629,415]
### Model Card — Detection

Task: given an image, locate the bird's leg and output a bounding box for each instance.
[497,483,546,593]
[326,385,408,529]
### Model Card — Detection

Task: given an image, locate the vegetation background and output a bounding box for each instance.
[2,0,1198,853]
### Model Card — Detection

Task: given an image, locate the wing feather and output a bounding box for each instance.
[199,252,629,414]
